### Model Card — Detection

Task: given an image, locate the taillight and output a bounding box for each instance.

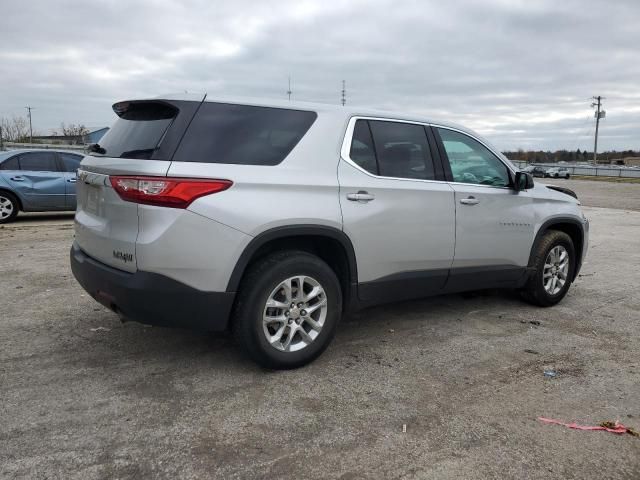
[109,176,232,208]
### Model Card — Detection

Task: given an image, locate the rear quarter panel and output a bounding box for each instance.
[170,113,346,236]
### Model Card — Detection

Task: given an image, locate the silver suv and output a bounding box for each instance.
[71,94,589,369]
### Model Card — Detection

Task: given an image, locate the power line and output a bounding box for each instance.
[569,115,596,152]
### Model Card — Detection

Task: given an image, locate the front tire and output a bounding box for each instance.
[0,192,19,224]
[521,230,575,307]
[232,251,342,369]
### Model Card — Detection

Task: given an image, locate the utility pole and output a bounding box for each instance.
[25,106,34,144]
[0,125,4,151]
[286,76,292,101]
[341,80,346,106]
[591,96,605,165]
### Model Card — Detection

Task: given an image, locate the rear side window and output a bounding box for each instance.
[348,119,436,180]
[93,102,177,159]
[60,153,82,172]
[173,103,317,165]
[18,152,58,172]
[0,156,20,170]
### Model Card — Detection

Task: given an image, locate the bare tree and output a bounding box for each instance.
[60,123,90,138]
[0,116,30,142]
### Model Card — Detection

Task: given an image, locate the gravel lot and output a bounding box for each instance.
[539,177,640,211]
[2,183,639,479]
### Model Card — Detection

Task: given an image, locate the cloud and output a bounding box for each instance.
[1,0,638,150]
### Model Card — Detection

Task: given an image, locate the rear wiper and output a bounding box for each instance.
[88,143,106,154]
[120,148,155,159]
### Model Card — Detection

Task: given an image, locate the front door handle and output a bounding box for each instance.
[10,176,25,182]
[347,191,375,202]
[460,196,479,205]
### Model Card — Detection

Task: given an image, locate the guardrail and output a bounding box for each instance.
[510,161,640,178]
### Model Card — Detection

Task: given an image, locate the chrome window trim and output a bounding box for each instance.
[339,116,446,185]
[340,116,517,189]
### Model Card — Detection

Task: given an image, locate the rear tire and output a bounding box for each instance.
[521,230,575,307]
[232,251,342,369]
[0,192,19,224]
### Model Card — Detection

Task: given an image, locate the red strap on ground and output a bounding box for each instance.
[538,417,638,436]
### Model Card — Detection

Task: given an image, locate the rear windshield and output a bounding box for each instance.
[172,103,317,165]
[91,102,177,159]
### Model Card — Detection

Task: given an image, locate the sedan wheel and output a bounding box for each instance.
[0,193,18,223]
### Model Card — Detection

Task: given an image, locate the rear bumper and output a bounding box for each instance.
[70,242,235,331]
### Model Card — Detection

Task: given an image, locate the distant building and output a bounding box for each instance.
[601,157,640,167]
[29,127,109,146]
[31,133,85,145]
[84,127,109,144]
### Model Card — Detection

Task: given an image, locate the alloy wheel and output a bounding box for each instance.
[0,195,14,220]
[262,275,328,352]
[543,245,569,295]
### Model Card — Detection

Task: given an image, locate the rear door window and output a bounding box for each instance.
[349,120,378,174]
[0,156,20,170]
[59,153,83,172]
[173,103,317,165]
[92,101,177,159]
[18,152,59,172]
[368,120,436,180]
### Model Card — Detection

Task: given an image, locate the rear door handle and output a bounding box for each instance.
[10,176,25,181]
[347,191,375,202]
[460,196,479,205]
[67,178,77,183]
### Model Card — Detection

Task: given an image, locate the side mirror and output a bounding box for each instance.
[514,171,534,191]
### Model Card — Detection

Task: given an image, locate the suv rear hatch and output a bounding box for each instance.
[74,96,203,272]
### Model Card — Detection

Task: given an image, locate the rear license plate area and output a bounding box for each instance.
[86,185,99,214]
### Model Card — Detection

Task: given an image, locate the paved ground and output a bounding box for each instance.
[2,185,640,479]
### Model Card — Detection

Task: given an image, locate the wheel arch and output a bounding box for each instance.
[226,225,358,309]
[529,217,585,280]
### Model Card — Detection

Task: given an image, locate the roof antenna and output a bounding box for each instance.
[287,76,292,101]
[341,80,346,106]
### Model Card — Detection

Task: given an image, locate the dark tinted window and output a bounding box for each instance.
[173,103,317,165]
[0,156,20,170]
[368,120,435,180]
[349,120,377,174]
[60,153,82,172]
[18,152,58,172]
[437,128,510,187]
[93,102,177,159]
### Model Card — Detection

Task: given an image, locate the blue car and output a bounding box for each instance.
[0,149,84,223]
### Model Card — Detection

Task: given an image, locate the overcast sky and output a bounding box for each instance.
[1,0,639,151]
